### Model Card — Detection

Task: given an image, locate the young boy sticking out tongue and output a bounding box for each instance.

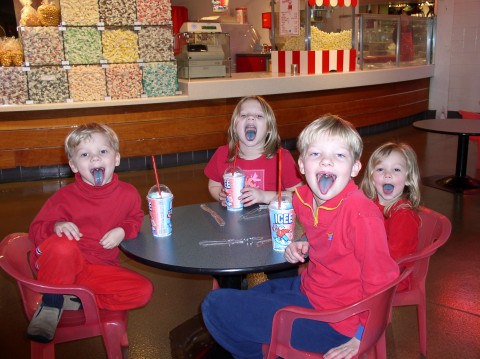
[27,123,153,343]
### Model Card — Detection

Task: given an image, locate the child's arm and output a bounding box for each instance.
[208,179,227,206]
[387,209,419,260]
[241,185,301,207]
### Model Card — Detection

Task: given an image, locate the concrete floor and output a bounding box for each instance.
[0,124,479,358]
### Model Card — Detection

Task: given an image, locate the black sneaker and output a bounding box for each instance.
[26,304,63,343]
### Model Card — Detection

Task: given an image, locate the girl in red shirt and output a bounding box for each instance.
[361,142,421,291]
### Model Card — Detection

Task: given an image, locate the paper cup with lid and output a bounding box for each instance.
[223,166,245,211]
[147,184,173,237]
[269,195,296,251]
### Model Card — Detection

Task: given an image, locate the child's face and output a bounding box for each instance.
[68,132,120,187]
[371,150,407,206]
[298,134,361,206]
[235,99,268,150]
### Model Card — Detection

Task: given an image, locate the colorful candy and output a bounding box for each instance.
[68,65,107,102]
[98,0,136,26]
[59,0,99,25]
[102,28,139,63]
[27,66,69,104]
[136,0,172,25]
[64,27,103,64]
[21,26,64,65]
[138,26,173,62]
[0,67,28,105]
[106,64,142,99]
[142,62,177,97]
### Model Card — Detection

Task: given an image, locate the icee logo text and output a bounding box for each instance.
[273,212,293,225]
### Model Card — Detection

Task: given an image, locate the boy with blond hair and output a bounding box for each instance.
[202,115,399,358]
[27,123,153,343]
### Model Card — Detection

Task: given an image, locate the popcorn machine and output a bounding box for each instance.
[175,22,231,79]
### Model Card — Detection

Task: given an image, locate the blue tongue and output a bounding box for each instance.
[92,168,104,186]
[383,184,394,194]
[246,130,256,141]
[319,175,334,194]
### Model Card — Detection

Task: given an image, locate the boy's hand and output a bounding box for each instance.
[99,227,125,249]
[323,338,360,359]
[284,241,309,263]
[54,221,82,241]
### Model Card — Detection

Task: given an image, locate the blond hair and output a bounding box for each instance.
[361,142,421,215]
[227,96,280,161]
[297,114,363,162]
[65,123,119,160]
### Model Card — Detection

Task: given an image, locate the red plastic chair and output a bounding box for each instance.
[0,233,129,359]
[458,110,480,169]
[263,267,414,359]
[393,207,452,357]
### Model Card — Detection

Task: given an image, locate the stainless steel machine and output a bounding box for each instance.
[175,22,231,79]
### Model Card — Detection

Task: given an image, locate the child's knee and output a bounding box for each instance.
[38,235,79,258]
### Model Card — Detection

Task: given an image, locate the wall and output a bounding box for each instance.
[429,0,480,115]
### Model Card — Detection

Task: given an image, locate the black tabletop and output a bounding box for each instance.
[413,119,480,136]
[120,202,298,275]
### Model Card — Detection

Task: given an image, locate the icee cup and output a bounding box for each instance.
[269,195,296,251]
[223,166,245,211]
[147,184,173,237]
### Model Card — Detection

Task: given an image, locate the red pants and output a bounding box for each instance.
[34,235,153,311]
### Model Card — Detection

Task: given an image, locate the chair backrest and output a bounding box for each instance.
[396,207,452,289]
[0,233,101,326]
[266,267,413,359]
[0,233,43,317]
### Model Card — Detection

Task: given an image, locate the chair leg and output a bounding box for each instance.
[101,318,128,359]
[476,142,480,169]
[417,302,427,357]
[374,332,387,359]
[31,341,55,359]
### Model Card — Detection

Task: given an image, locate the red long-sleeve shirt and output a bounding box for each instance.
[294,180,399,337]
[29,173,144,266]
[377,199,420,291]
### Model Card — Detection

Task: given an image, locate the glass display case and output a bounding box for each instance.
[358,14,435,70]
[267,1,435,73]
[175,30,231,80]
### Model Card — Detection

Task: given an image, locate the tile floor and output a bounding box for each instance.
[0,124,479,359]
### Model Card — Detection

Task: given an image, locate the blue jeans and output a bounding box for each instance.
[201,276,350,359]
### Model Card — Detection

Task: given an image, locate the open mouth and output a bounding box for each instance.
[91,167,105,186]
[245,125,257,141]
[383,183,394,195]
[317,173,336,194]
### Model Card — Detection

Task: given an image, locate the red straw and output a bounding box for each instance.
[151,155,162,198]
[232,141,239,175]
[277,148,282,207]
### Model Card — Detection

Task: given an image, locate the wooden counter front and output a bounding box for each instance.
[0,67,432,170]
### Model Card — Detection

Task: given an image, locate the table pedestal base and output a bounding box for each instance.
[422,175,480,194]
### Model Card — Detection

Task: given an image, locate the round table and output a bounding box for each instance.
[120,202,298,275]
[413,119,480,193]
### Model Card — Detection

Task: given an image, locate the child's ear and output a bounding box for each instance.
[351,160,362,178]
[68,160,79,173]
[115,152,121,166]
[298,157,305,175]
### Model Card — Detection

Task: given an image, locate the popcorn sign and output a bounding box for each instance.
[271,49,357,74]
